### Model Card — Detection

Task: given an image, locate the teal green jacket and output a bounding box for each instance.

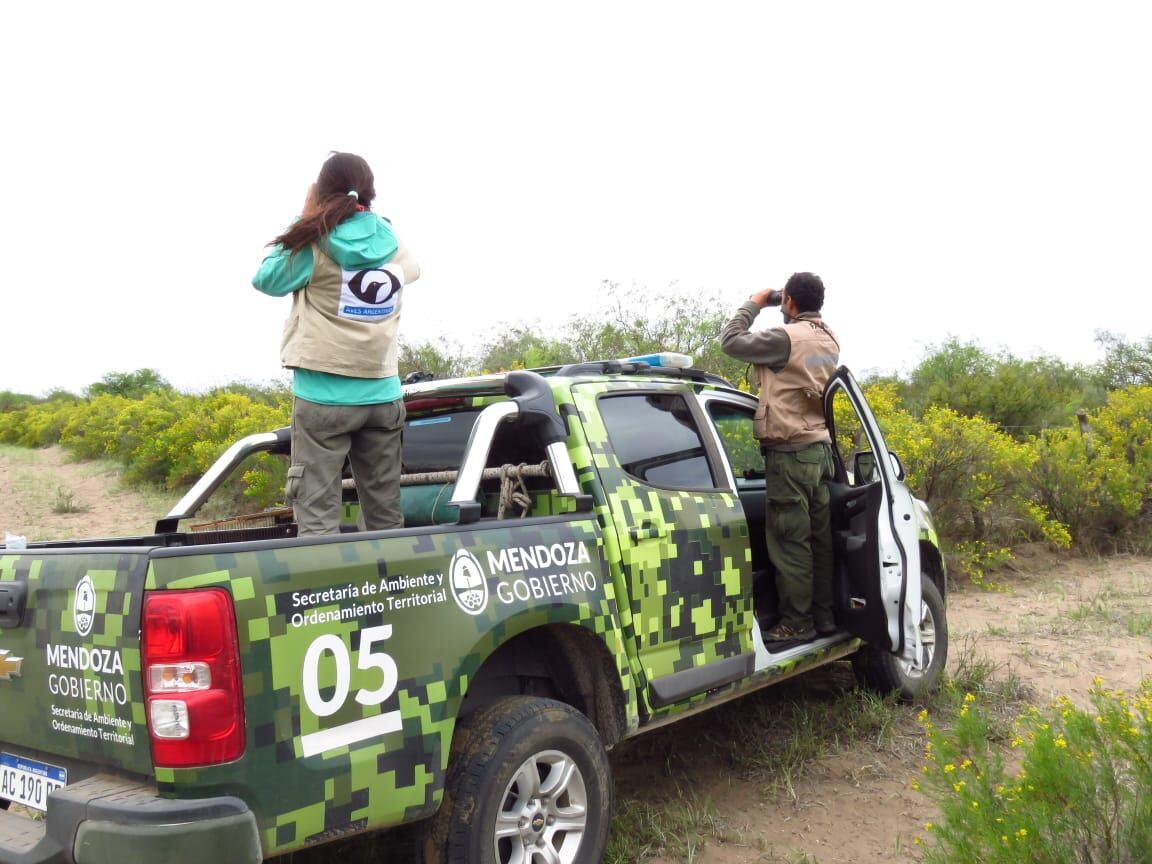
[253,213,406,405]
[253,212,400,298]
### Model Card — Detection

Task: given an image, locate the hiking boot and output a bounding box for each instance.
[814,615,838,636]
[764,621,816,643]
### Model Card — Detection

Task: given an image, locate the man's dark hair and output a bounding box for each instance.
[784,272,825,313]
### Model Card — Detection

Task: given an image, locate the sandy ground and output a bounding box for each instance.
[611,553,1152,864]
[0,445,166,541]
[2,445,1149,862]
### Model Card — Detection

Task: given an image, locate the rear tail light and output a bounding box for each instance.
[142,589,246,767]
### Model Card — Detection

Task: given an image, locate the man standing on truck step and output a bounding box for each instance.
[253,152,420,536]
[720,272,840,644]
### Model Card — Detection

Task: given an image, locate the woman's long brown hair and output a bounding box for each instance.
[272,152,377,253]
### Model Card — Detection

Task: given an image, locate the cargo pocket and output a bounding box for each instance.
[793,446,826,484]
[753,404,768,440]
[766,493,808,543]
[284,464,305,506]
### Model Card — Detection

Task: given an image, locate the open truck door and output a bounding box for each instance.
[824,368,922,663]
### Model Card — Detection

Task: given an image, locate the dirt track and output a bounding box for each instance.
[0,445,164,541]
[611,553,1152,862]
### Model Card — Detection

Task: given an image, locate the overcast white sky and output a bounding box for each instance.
[2,2,1149,396]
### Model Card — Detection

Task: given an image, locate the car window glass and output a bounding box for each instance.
[706,401,762,486]
[830,388,876,487]
[402,408,484,473]
[599,393,715,489]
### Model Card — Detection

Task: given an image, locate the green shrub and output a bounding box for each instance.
[0,358,1145,552]
[1093,386,1152,491]
[51,486,89,514]
[0,391,36,412]
[58,394,134,459]
[916,680,1152,862]
[111,393,189,483]
[1095,330,1152,390]
[0,397,78,447]
[857,386,1072,579]
[150,392,289,489]
[0,387,290,511]
[898,338,1102,438]
[1031,386,1152,552]
[85,368,171,399]
[240,454,290,510]
[1030,430,1143,553]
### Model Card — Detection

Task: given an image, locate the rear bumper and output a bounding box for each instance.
[0,775,260,864]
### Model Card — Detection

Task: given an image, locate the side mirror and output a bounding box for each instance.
[853,450,879,484]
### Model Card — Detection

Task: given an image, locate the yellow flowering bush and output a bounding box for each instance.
[1093,386,1152,479]
[0,397,76,447]
[0,387,290,510]
[57,394,136,459]
[916,680,1152,862]
[849,386,1073,579]
[1030,385,1152,552]
[0,367,1145,550]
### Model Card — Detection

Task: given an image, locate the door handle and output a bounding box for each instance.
[629,520,667,542]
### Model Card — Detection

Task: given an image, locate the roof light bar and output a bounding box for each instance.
[622,352,693,368]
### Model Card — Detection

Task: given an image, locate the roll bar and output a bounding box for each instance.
[154,371,588,532]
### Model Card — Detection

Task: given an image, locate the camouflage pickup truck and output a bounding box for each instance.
[0,359,947,864]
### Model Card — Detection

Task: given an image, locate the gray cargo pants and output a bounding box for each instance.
[763,441,835,629]
[286,398,406,536]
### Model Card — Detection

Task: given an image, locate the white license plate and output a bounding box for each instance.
[0,753,67,812]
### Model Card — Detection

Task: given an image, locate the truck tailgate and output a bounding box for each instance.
[0,549,153,804]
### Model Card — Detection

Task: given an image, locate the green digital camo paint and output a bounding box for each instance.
[566,379,754,716]
[0,551,150,775]
[146,518,628,854]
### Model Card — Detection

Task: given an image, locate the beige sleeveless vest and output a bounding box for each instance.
[754,318,840,446]
[279,242,418,378]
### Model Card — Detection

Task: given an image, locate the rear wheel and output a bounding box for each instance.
[426,696,612,864]
[852,575,947,699]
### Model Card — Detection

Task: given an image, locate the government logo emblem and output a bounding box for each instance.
[449,549,488,616]
[74,575,96,637]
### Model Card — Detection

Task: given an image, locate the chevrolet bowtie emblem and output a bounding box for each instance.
[0,649,23,680]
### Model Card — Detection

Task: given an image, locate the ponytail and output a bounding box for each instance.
[271,192,361,253]
[269,152,376,252]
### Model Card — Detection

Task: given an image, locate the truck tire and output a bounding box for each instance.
[852,575,948,700]
[426,696,612,864]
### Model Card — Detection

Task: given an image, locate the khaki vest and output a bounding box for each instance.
[279,242,418,378]
[754,317,840,447]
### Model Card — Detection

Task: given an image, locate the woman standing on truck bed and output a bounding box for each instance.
[253,151,420,536]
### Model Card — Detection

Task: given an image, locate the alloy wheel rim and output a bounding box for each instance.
[898,599,936,679]
[493,749,588,864]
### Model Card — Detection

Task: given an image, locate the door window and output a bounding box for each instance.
[598,393,716,489]
[705,402,762,486]
[829,389,877,487]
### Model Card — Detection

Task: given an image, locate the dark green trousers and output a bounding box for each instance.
[763,442,835,629]
[288,398,406,536]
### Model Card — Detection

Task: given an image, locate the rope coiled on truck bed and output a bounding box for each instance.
[342,460,554,519]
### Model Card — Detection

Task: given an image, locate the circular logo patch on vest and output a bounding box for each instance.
[339,265,403,320]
